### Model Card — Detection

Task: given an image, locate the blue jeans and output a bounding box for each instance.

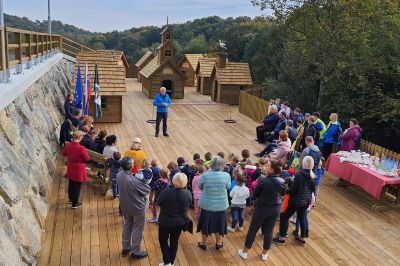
[295,210,309,232]
[259,143,277,157]
[231,206,245,228]
[111,180,119,198]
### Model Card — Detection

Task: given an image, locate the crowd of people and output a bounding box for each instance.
[255,98,363,162]
[60,93,364,265]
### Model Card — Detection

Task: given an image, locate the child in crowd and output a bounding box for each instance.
[136,159,153,204]
[228,167,250,232]
[106,152,122,200]
[217,151,225,159]
[241,149,250,164]
[293,193,315,238]
[229,155,240,177]
[227,153,235,162]
[193,153,201,162]
[204,152,212,166]
[149,159,161,205]
[192,165,205,221]
[148,169,171,223]
[167,161,180,181]
[314,160,324,207]
[244,160,257,205]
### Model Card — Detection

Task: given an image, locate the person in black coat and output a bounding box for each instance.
[304,116,320,143]
[64,93,75,120]
[158,173,192,266]
[256,105,279,143]
[238,160,286,261]
[80,129,98,151]
[273,156,316,246]
[95,130,108,154]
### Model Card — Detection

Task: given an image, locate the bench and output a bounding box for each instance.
[64,142,110,195]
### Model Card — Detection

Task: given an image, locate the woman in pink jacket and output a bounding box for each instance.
[192,165,205,221]
[339,118,363,151]
[269,131,292,163]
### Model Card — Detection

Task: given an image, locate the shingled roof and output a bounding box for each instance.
[196,58,216,77]
[139,57,185,79]
[178,54,205,70]
[75,50,128,96]
[135,51,154,68]
[211,62,253,85]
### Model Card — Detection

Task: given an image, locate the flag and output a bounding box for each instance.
[86,77,91,115]
[94,64,102,119]
[74,65,83,110]
[83,63,88,115]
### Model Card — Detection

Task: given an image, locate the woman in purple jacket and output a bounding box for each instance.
[339,118,362,151]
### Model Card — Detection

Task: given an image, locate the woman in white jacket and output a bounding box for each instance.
[228,167,250,232]
[269,131,291,162]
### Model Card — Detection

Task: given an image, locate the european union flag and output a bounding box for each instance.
[74,65,83,110]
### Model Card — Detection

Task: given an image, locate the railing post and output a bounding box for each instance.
[16,32,22,73]
[59,36,62,52]
[27,33,32,69]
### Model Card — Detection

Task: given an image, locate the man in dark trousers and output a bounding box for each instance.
[153,87,171,137]
[255,105,279,143]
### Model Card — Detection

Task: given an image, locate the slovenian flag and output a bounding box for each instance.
[74,65,83,110]
[94,64,102,119]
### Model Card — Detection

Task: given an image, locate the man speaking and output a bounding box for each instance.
[153,87,171,137]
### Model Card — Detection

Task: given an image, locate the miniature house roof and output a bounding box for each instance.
[135,51,154,68]
[178,54,205,70]
[196,58,217,77]
[75,50,128,96]
[211,62,253,85]
[139,56,185,79]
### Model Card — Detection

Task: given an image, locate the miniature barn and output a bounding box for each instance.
[177,54,205,87]
[210,52,253,105]
[195,57,216,95]
[139,27,186,99]
[75,50,128,123]
[135,51,154,83]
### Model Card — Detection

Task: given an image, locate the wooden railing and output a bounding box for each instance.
[360,140,400,161]
[0,26,94,73]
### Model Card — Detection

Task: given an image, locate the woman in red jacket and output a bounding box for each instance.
[62,131,91,208]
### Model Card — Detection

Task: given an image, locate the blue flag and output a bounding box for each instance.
[74,65,83,110]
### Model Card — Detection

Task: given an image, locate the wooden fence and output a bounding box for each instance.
[0,26,94,74]
[238,90,270,123]
[360,140,400,161]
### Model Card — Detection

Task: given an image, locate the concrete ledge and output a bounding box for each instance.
[0,53,69,112]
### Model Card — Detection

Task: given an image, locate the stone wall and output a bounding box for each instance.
[0,58,74,265]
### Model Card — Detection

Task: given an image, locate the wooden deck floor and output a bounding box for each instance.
[39,79,400,266]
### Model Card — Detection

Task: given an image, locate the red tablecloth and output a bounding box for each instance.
[326,154,400,200]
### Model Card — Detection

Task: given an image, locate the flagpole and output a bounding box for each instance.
[0,0,8,82]
[48,0,52,53]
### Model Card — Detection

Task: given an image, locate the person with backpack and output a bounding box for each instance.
[339,118,363,151]
[299,136,322,175]
[322,113,342,159]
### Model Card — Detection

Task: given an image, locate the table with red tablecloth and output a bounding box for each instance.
[326,154,400,200]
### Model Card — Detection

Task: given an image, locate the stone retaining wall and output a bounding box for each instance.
[0,58,74,265]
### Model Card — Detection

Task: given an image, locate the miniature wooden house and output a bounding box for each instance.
[195,58,216,95]
[135,51,154,82]
[210,52,253,105]
[139,27,186,99]
[75,50,128,123]
[177,54,205,87]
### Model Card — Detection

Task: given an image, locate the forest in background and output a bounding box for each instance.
[5,0,400,152]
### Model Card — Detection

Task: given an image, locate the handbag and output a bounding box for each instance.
[175,190,193,234]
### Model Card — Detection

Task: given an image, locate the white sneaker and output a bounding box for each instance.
[261,253,268,261]
[227,227,236,232]
[238,249,248,260]
[238,227,244,232]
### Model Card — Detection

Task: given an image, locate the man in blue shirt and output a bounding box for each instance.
[153,87,172,137]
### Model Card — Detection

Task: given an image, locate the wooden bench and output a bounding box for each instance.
[64,142,110,195]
